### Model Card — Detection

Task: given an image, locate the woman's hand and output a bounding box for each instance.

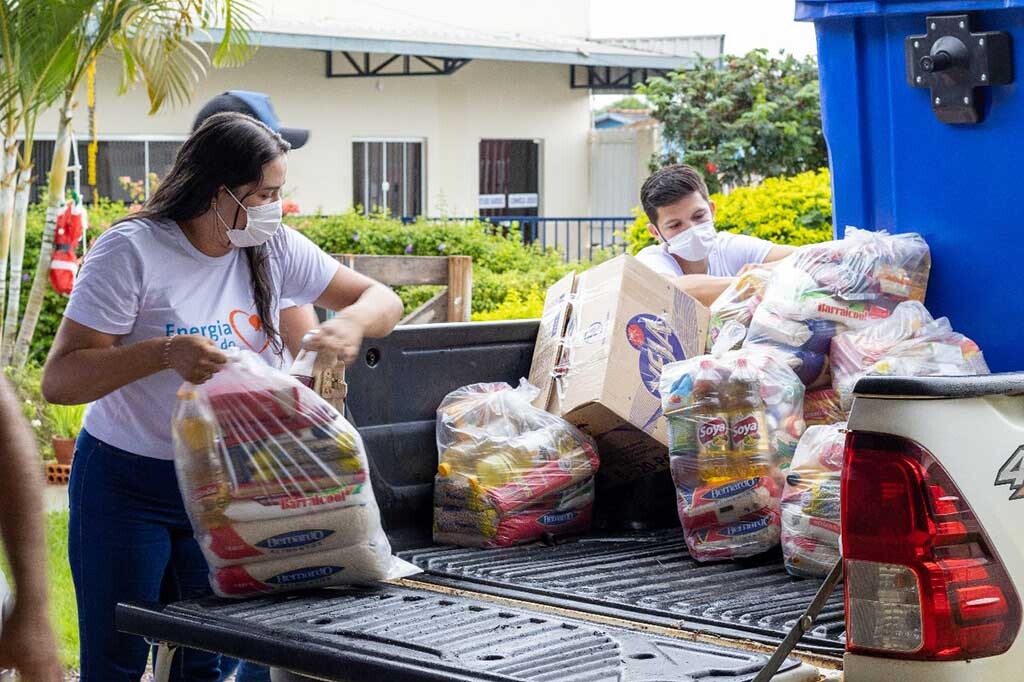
[303,314,366,371]
[166,335,228,384]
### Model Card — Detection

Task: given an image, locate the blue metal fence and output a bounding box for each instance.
[402,215,635,262]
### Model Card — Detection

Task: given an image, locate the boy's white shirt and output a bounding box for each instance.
[635,230,774,278]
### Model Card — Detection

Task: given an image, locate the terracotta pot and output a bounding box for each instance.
[52,437,76,466]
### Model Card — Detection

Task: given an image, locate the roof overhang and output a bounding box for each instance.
[205,28,694,70]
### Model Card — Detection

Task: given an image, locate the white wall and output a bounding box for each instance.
[34,47,592,216]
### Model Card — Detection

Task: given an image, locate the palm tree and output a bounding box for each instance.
[10,0,256,367]
[0,0,97,363]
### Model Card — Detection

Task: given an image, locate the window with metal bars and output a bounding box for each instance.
[352,140,424,218]
[25,138,183,204]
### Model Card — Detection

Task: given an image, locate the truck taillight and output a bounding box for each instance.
[842,431,1021,661]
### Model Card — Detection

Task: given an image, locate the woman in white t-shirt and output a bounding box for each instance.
[634,164,796,306]
[40,112,403,682]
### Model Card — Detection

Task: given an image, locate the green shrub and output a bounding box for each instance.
[19,207,588,363]
[472,286,547,321]
[624,168,833,254]
[292,212,578,315]
[48,402,86,439]
[4,363,55,459]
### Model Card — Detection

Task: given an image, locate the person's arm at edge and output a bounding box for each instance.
[667,274,736,308]
[764,244,797,263]
[280,304,321,358]
[0,378,62,680]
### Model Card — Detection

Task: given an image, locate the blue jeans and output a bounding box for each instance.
[69,429,270,682]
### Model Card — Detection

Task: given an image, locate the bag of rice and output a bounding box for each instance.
[172,349,419,597]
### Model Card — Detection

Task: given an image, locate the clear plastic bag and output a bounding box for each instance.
[660,335,805,561]
[172,350,419,597]
[707,267,771,350]
[745,227,931,386]
[781,424,846,578]
[433,381,599,548]
[803,388,846,427]
[830,301,990,410]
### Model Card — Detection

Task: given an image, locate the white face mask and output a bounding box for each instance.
[217,188,282,248]
[660,220,717,261]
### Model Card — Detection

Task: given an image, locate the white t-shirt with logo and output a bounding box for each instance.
[635,230,774,278]
[64,217,340,460]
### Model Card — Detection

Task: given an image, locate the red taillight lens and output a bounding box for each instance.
[842,431,1022,661]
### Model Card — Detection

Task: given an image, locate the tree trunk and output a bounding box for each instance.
[13,102,71,368]
[1,167,31,364]
[0,140,19,339]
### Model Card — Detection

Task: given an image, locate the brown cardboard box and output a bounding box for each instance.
[528,255,710,483]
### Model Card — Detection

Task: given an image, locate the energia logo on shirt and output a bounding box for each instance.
[165,308,269,353]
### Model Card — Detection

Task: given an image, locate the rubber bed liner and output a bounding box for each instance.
[401,529,846,656]
[116,583,814,681]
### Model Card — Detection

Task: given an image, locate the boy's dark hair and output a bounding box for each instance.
[640,164,710,225]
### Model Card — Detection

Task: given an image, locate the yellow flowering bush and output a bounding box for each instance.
[472,287,547,321]
[625,168,833,254]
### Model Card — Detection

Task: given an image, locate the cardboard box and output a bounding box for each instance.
[529,255,710,483]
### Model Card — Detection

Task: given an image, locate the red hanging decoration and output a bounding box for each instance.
[49,201,87,296]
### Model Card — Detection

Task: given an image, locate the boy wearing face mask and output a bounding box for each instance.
[634,164,795,306]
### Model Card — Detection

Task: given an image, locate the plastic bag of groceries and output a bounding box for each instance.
[172,350,419,598]
[433,381,599,548]
[660,323,805,561]
[830,301,989,411]
[745,227,931,386]
[781,424,847,578]
[802,388,847,427]
[707,267,772,350]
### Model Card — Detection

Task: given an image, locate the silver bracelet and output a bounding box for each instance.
[162,335,175,369]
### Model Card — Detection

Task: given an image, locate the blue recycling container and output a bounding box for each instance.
[796,1,1024,371]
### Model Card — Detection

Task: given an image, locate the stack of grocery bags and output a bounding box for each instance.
[172,351,418,597]
[699,227,988,573]
[430,228,989,577]
[659,324,805,560]
[432,382,599,547]
[780,423,845,577]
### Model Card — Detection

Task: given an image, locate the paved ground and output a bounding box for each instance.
[44,484,69,513]
[64,667,238,681]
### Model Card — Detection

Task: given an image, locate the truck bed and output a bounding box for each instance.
[401,530,845,655]
[350,321,845,656]
[117,321,843,679]
[118,583,816,681]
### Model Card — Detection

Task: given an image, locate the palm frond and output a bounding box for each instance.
[112,0,257,114]
[13,0,94,104]
[201,0,257,67]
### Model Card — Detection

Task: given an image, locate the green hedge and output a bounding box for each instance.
[292,213,577,314]
[18,171,833,366]
[18,208,581,364]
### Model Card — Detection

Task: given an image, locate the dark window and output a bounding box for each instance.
[478,139,540,218]
[352,140,424,217]
[25,139,183,204]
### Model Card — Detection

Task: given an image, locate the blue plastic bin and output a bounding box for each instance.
[796,1,1024,371]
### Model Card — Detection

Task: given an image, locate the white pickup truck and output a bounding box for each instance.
[114,320,1022,682]
[842,374,1022,681]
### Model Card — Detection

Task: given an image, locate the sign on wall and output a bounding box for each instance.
[508,193,539,209]
[478,194,506,209]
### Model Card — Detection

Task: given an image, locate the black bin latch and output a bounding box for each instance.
[906,14,1013,124]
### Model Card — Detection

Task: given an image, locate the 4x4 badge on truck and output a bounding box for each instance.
[995,446,1024,501]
